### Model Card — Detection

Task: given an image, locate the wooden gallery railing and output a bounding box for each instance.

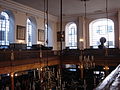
[0,48,120,74]
[0,50,59,74]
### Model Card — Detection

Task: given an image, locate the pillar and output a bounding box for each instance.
[80,65,84,79]
[78,16,88,49]
[118,11,120,48]
[11,73,14,90]
[33,69,36,79]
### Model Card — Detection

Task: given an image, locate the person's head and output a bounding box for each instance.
[100,37,106,45]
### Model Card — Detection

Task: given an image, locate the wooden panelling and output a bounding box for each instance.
[0,49,120,74]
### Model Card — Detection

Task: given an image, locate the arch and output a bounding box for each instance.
[89,18,115,48]
[0,10,15,46]
[65,22,77,49]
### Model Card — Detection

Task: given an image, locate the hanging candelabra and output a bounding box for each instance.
[40,67,56,89]
[39,0,57,89]
[40,0,65,89]
[79,54,95,69]
[56,0,64,89]
[79,0,95,70]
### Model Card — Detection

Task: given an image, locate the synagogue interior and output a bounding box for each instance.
[0,0,120,90]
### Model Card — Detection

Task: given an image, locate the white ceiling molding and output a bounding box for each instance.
[62,8,119,19]
[0,0,58,22]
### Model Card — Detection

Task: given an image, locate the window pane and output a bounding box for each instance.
[0,11,9,45]
[0,31,5,40]
[66,23,77,49]
[27,19,32,46]
[45,24,48,46]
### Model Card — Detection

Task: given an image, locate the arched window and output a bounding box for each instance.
[45,24,48,46]
[0,11,9,45]
[65,22,77,49]
[89,18,114,48]
[26,18,32,46]
[44,24,53,47]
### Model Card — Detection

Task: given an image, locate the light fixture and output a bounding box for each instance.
[39,0,57,89]
[55,0,63,89]
[104,0,109,70]
[79,38,84,42]
[103,66,109,70]
[7,73,10,76]
[11,73,14,77]
[79,54,95,69]
[15,73,18,77]
[79,38,84,50]
[79,1,95,79]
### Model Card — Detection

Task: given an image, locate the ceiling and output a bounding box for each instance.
[12,0,120,17]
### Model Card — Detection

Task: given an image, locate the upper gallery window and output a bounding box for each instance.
[44,24,53,47]
[45,24,48,46]
[0,11,9,45]
[26,18,32,47]
[65,22,77,49]
[89,18,114,48]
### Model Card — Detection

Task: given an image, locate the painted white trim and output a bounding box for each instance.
[0,0,58,22]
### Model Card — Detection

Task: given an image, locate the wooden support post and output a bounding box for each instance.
[11,73,14,90]
[81,68,84,79]
[80,64,84,79]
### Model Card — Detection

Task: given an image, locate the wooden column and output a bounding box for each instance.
[33,70,36,79]
[38,69,40,79]
[80,65,84,79]
[11,73,14,90]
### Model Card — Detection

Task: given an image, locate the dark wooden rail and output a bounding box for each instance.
[0,48,120,74]
[0,50,58,61]
[0,50,59,68]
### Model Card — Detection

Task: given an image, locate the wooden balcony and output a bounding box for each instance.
[0,48,120,74]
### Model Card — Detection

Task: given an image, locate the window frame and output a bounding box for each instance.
[65,22,77,49]
[89,18,115,48]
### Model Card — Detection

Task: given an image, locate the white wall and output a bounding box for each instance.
[0,0,58,50]
[62,12,119,49]
[14,12,27,43]
[0,0,119,50]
